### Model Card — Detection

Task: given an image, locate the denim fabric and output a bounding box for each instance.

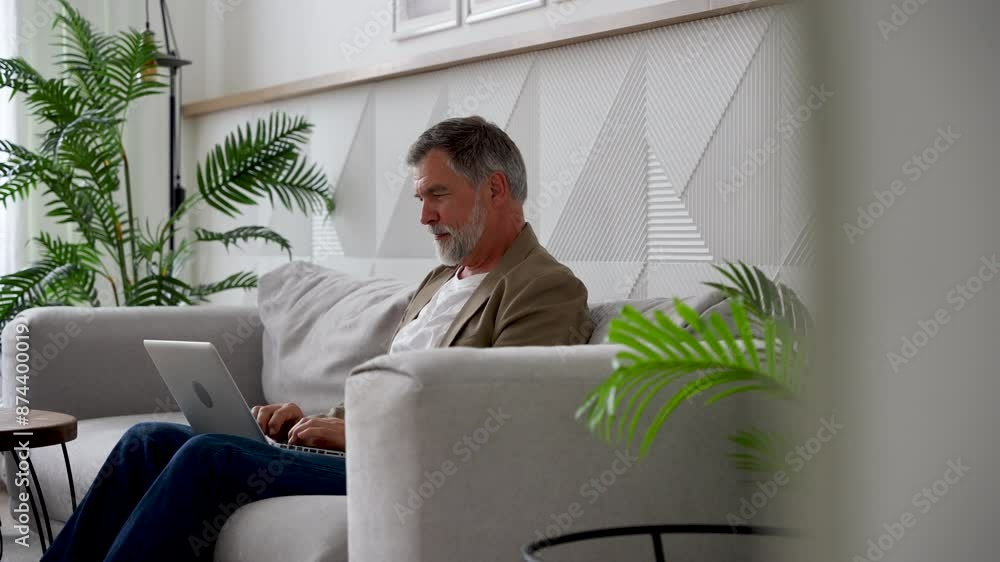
[41,422,346,561]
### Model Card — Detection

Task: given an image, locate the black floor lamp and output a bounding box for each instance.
[145,0,190,253]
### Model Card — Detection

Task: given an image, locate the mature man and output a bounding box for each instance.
[42,116,592,561]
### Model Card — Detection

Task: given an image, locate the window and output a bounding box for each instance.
[0,0,16,275]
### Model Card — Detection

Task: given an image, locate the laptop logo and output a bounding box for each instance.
[192,381,214,408]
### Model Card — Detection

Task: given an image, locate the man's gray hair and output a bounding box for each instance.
[406,116,528,203]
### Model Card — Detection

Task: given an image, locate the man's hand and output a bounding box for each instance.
[287,416,346,451]
[251,402,304,442]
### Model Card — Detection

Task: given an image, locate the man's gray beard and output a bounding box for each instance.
[434,198,486,266]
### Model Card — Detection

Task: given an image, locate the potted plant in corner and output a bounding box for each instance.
[0,0,334,338]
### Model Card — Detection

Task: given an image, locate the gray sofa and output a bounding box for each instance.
[0,300,783,561]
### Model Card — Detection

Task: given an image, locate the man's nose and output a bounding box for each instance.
[420,202,437,225]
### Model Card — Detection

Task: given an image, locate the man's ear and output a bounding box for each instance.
[487,171,510,204]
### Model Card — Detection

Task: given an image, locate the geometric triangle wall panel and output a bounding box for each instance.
[196,6,812,308]
[647,8,774,197]
[563,261,647,303]
[331,92,376,257]
[445,52,536,127]
[683,11,783,264]
[782,215,815,266]
[546,49,647,262]
[537,33,643,243]
[374,75,451,250]
[375,83,454,258]
[644,263,722,300]
[311,214,344,259]
[647,148,712,262]
[506,61,540,226]
[777,5,814,263]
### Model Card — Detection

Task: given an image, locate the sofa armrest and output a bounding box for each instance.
[345,345,772,562]
[1,306,264,420]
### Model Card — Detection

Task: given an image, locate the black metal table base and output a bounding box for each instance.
[0,445,77,555]
[522,524,799,562]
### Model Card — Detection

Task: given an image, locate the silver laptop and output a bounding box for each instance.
[143,339,344,458]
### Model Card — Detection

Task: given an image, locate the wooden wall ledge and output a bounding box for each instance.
[182,0,782,118]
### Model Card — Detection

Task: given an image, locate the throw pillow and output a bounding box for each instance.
[257,261,416,415]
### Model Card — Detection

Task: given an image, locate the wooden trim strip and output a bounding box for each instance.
[182,0,782,118]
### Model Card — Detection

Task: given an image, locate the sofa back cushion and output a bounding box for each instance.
[587,291,725,344]
[257,261,415,415]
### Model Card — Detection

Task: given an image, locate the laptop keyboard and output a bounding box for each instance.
[273,442,345,458]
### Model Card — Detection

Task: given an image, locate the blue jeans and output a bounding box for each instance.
[41,422,347,562]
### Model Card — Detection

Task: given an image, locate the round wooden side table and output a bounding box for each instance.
[0,409,78,554]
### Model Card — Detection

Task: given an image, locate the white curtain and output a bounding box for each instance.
[0,0,17,275]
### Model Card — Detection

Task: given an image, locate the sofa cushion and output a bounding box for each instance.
[6,411,187,523]
[215,495,347,562]
[588,296,695,344]
[257,261,416,416]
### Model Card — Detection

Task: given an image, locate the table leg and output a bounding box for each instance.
[24,470,47,552]
[61,442,77,511]
[0,455,4,560]
[26,455,53,551]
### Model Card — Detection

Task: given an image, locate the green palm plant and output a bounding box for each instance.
[0,1,333,333]
[576,262,813,472]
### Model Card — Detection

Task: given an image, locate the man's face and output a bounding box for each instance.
[413,149,488,266]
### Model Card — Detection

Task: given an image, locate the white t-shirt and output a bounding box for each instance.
[389,269,487,354]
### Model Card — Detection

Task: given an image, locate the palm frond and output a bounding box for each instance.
[161,239,194,277]
[727,428,790,473]
[705,261,813,337]
[51,0,115,107]
[32,233,101,306]
[134,220,193,278]
[125,274,193,306]
[40,110,121,161]
[0,57,43,95]
[0,262,78,323]
[577,297,801,458]
[0,141,58,206]
[196,112,332,217]
[41,178,124,251]
[23,77,87,128]
[100,29,165,115]
[35,232,101,268]
[41,114,125,249]
[193,226,293,258]
[188,271,259,302]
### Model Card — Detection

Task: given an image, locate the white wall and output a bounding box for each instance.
[189,4,814,308]
[195,0,696,100]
